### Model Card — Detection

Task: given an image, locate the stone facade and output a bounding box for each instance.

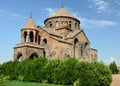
[14,7,97,62]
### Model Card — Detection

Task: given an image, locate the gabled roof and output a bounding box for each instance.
[37,26,62,38]
[49,7,75,18]
[55,26,73,31]
[91,48,98,51]
[23,17,36,29]
[49,35,72,45]
[65,29,90,43]
[65,30,82,39]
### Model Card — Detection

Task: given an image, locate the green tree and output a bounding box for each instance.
[109,61,119,74]
[0,64,4,85]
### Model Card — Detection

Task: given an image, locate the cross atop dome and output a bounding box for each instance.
[30,13,32,18]
[61,3,64,8]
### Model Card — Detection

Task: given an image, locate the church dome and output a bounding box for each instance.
[44,7,80,30]
[44,7,80,24]
[49,7,75,19]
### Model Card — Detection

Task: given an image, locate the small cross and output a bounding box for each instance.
[61,3,64,8]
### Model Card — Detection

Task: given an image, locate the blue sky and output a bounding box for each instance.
[0,0,120,66]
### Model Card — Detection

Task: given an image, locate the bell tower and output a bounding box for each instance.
[21,16,38,44]
[14,17,44,61]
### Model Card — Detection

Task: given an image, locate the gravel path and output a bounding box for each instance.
[110,74,120,86]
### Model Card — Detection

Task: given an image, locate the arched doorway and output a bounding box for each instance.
[29,53,38,59]
[17,53,22,61]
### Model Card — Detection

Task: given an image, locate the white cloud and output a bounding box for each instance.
[0,9,25,20]
[89,0,108,13]
[102,57,120,67]
[109,57,115,63]
[80,18,116,27]
[72,12,116,28]
[89,0,120,15]
[45,8,57,16]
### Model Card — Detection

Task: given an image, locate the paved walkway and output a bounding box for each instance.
[111,74,120,86]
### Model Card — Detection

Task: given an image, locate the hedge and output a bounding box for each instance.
[1,57,112,86]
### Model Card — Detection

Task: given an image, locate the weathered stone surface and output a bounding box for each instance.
[13,7,97,61]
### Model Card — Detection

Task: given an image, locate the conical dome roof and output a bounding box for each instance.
[23,17,36,29]
[49,7,76,18]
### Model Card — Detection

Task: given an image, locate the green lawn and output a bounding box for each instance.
[2,80,63,86]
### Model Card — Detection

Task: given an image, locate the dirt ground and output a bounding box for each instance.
[110,74,120,86]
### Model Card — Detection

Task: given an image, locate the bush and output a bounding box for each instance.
[73,79,80,86]
[17,75,24,82]
[0,57,112,86]
[3,76,10,80]
[1,61,19,80]
[74,61,112,86]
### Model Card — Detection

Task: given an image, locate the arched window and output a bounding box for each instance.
[74,38,79,47]
[30,31,34,42]
[75,23,77,28]
[38,35,41,45]
[74,38,79,58]
[55,21,58,28]
[85,42,88,48]
[69,21,72,27]
[24,31,27,42]
[49,21,52,27]
[35,32,38,43]
[81,49,83,56]
[43,38,47,45]
[29,53,38,59]
[17,53,22,61]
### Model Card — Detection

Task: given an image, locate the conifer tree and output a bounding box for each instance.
[109,61,119,74]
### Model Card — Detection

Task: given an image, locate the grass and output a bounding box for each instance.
[2,80,63,86]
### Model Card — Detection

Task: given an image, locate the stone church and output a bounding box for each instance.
[14,7,97,62]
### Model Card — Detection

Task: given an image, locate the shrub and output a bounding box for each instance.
[74,61,112,86]
[0,57,112,86]
[3,76,10,80]
[73,79,80,86]
[17,75,24,82]
[1,61,19,80]
[53,58,79,85]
